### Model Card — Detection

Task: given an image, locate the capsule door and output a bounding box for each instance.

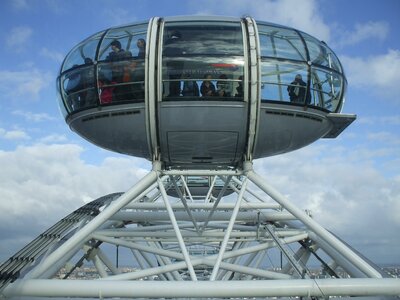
[155,18,249,169]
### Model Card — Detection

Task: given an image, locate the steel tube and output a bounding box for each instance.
[162,169,242,176]
[110,211,295,222]
[157,176,197,281]
[124,202,281,209]
[202,259,291,280]
[97,248,120,275]
[5,278,400,298]
[92,235,184,260]
[93,229,304,239]
[97,234,307,281]
[210,179,247,280]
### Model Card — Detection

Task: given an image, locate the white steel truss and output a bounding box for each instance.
[1,162,399,299]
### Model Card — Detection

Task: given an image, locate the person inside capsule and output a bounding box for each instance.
[287,74,310,104]
[200,73,216,97]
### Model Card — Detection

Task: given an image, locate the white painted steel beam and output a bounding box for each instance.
[210,178,247,280]
[93,229,305,239]
[110,211,295,222]
[91,234,307,281]
[157,176,197,281]
[124,202,281,209]
[161,169,243,176]
[5,278,400,298]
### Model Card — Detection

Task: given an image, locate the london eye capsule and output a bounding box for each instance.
[57,16,355,169]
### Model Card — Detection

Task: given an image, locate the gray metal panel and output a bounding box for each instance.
[159,101,248,167]
[68,105,150,159]
[254,104,332,158]
[323,113,357,138]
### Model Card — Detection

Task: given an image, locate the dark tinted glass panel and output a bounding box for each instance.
[162,56,244,99]
[162,21,244,101]
[163,22,243,56]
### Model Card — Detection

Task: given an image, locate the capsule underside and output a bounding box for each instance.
[57,16,354,169]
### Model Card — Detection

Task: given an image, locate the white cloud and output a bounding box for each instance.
[6,26,33,51]
[102,7,138,26]
[0,128,30,140]
[340,49,400,101]
[12,110,56,122]
[38,134,68,143]
[191,0,330,41]
[40,48,64,63]
[11,0,29,10]
[253,144,400,263]
[0,140,398,263]
[358,115,400,126]
[367,131,400,145]
[0,69,51,100]
[335,21,389,48]
[0,143,150,261]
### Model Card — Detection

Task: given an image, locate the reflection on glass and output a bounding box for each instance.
[162,21,244,100]
[310,67,344,111]
[258,24,306,61]
[62,65,97,112]
[97,59,145,103]
[163,23,243,57]
[302,33,342,72]
[62,32,103,72]
[261,60,308,102]
[162,56,244,99]
[98,23,148,61]
[58,19,346,114]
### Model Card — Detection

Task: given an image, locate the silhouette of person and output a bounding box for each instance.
[79,58,96,107]
[104,40,133,101]
[287,74,310,103]
[216,74,231,97]
[182,72,199,97]
[235,75,244,98]
[136,38,146,59]
[200,74,216,97]
[106,40,131,62]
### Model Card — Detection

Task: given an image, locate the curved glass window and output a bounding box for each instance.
[56,78,68,118]
[61,65,97,112]
[258,24,306,61]
[162,21,244,100]
[62,31,104,72]
[58,18,346,116]
[310,67,345,111]
[261,60,309,103]
[98,24,148,60]
[59,22,148,114]
[257,22,345,112]
[97,23,148,104]
[302,33,343,73]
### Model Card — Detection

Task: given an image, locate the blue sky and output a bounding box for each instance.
[0,0,399,265]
